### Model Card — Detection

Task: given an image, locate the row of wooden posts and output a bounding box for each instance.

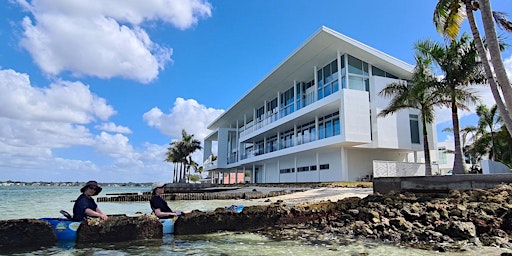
[96,190,295,202]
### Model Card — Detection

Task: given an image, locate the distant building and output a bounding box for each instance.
[203,26,437,183]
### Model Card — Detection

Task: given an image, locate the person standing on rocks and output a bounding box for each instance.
[72,180,108,221]
[150,182,183,219]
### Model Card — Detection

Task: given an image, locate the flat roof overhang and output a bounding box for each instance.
[207,26,414,131]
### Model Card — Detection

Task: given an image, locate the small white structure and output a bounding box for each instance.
[203,26,438,183]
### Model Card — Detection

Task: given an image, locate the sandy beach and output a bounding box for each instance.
[222,186,374,206]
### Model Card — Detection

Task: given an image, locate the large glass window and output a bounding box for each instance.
[372,66,398,79]
[296,80,315,109]
[255,140,264,156]
[280,129,294,149]
[347,55,370,92]
[318,59,339,100]
[409,114,420,144]
[266,136,277,153]
[280,87,295,117]
[318,112,340,139]
[266,98,278,123]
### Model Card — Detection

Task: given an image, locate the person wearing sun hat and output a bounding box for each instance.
[149,182,182,219]
[72,180,108,221]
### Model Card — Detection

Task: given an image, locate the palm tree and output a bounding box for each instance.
[433,0,512,136]
[170,129,202,183]
[476,104,502,160]
[415,34,485,174]
[378,53,443,176]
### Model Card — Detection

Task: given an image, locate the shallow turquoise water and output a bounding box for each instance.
[1,185,511,255]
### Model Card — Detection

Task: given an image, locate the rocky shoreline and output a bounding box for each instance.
[175,183,512,253]
[3,183,512,254]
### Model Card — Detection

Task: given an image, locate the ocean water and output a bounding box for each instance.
[1,185,511,256]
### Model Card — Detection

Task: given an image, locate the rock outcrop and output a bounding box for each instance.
[76,215,162,244]
[0,219,56,253]
[174,184,512,251]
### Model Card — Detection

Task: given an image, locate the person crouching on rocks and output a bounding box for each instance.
[72,180,108,221]
[150,182,182,219]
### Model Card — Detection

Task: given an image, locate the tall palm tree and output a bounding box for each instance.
[378,53,443,176]
[416,34,485,174]
[433,0,512,136]
[476,104,502,160]
[170,129,202,183]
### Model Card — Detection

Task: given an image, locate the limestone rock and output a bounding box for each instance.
[76,215,162,244]
[0,219,56,252]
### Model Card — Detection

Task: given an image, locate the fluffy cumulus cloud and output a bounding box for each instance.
[16,0,212,83]
[143,97,224,141]
[0,68,172,181]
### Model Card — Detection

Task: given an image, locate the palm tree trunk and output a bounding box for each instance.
[480,0,512,129]
[452,100,466,174]
[422,115,432,176]
[464,0,512,136]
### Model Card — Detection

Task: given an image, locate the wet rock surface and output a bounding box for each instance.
[0,219,56,253]
[175,184,512,252]
[76,215,162,244]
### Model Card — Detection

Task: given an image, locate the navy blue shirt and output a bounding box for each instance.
[150,195,172,218]
[72,194,98,221]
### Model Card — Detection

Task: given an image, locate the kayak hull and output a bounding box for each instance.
[40,216,174,242]
[40,218,80,241]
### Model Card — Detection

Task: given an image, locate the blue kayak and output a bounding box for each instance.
[40,216,175,241]
[40,218,80,241]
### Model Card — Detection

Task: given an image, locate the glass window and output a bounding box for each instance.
[326,120,333,138]
[317,69,323,87]
[409,114,420,144]
[348,55,363,75]
[324,84,332,97]
[333,118,340,135]
[349,76,365,91]
[331,59,338,79]
[319,123,325,139]
[324,64,332,84]
[372,66,386,77]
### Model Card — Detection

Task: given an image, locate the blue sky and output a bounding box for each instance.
[1,0,511,182]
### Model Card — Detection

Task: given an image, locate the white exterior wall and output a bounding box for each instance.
[341,89,371,144]
[373,76,415,149]
[318,148,343,181]
[203,27,438,183]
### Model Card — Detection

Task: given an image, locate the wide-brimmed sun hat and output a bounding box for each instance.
[80,180,103,196]
[152,182,166,190]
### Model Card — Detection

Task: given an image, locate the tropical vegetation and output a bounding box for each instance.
[415,33,485,174]
[378,53,443,176]
[165,129,202,183]
[433,0,512,136]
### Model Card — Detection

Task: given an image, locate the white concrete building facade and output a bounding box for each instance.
[203,26,438,183]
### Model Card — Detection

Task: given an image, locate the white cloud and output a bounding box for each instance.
[143,97,224,141]
[16,0,212,83]
[95,122,132,134]
[0,69,116,123]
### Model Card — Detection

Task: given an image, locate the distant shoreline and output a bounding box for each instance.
[0,181,152,187]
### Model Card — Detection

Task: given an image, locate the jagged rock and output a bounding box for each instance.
[0,219,56,252]
[76,215,162,244]
[435,221,476,240]
[174,204,290,235]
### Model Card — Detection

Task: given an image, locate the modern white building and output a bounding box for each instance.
[203,26,438,184]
